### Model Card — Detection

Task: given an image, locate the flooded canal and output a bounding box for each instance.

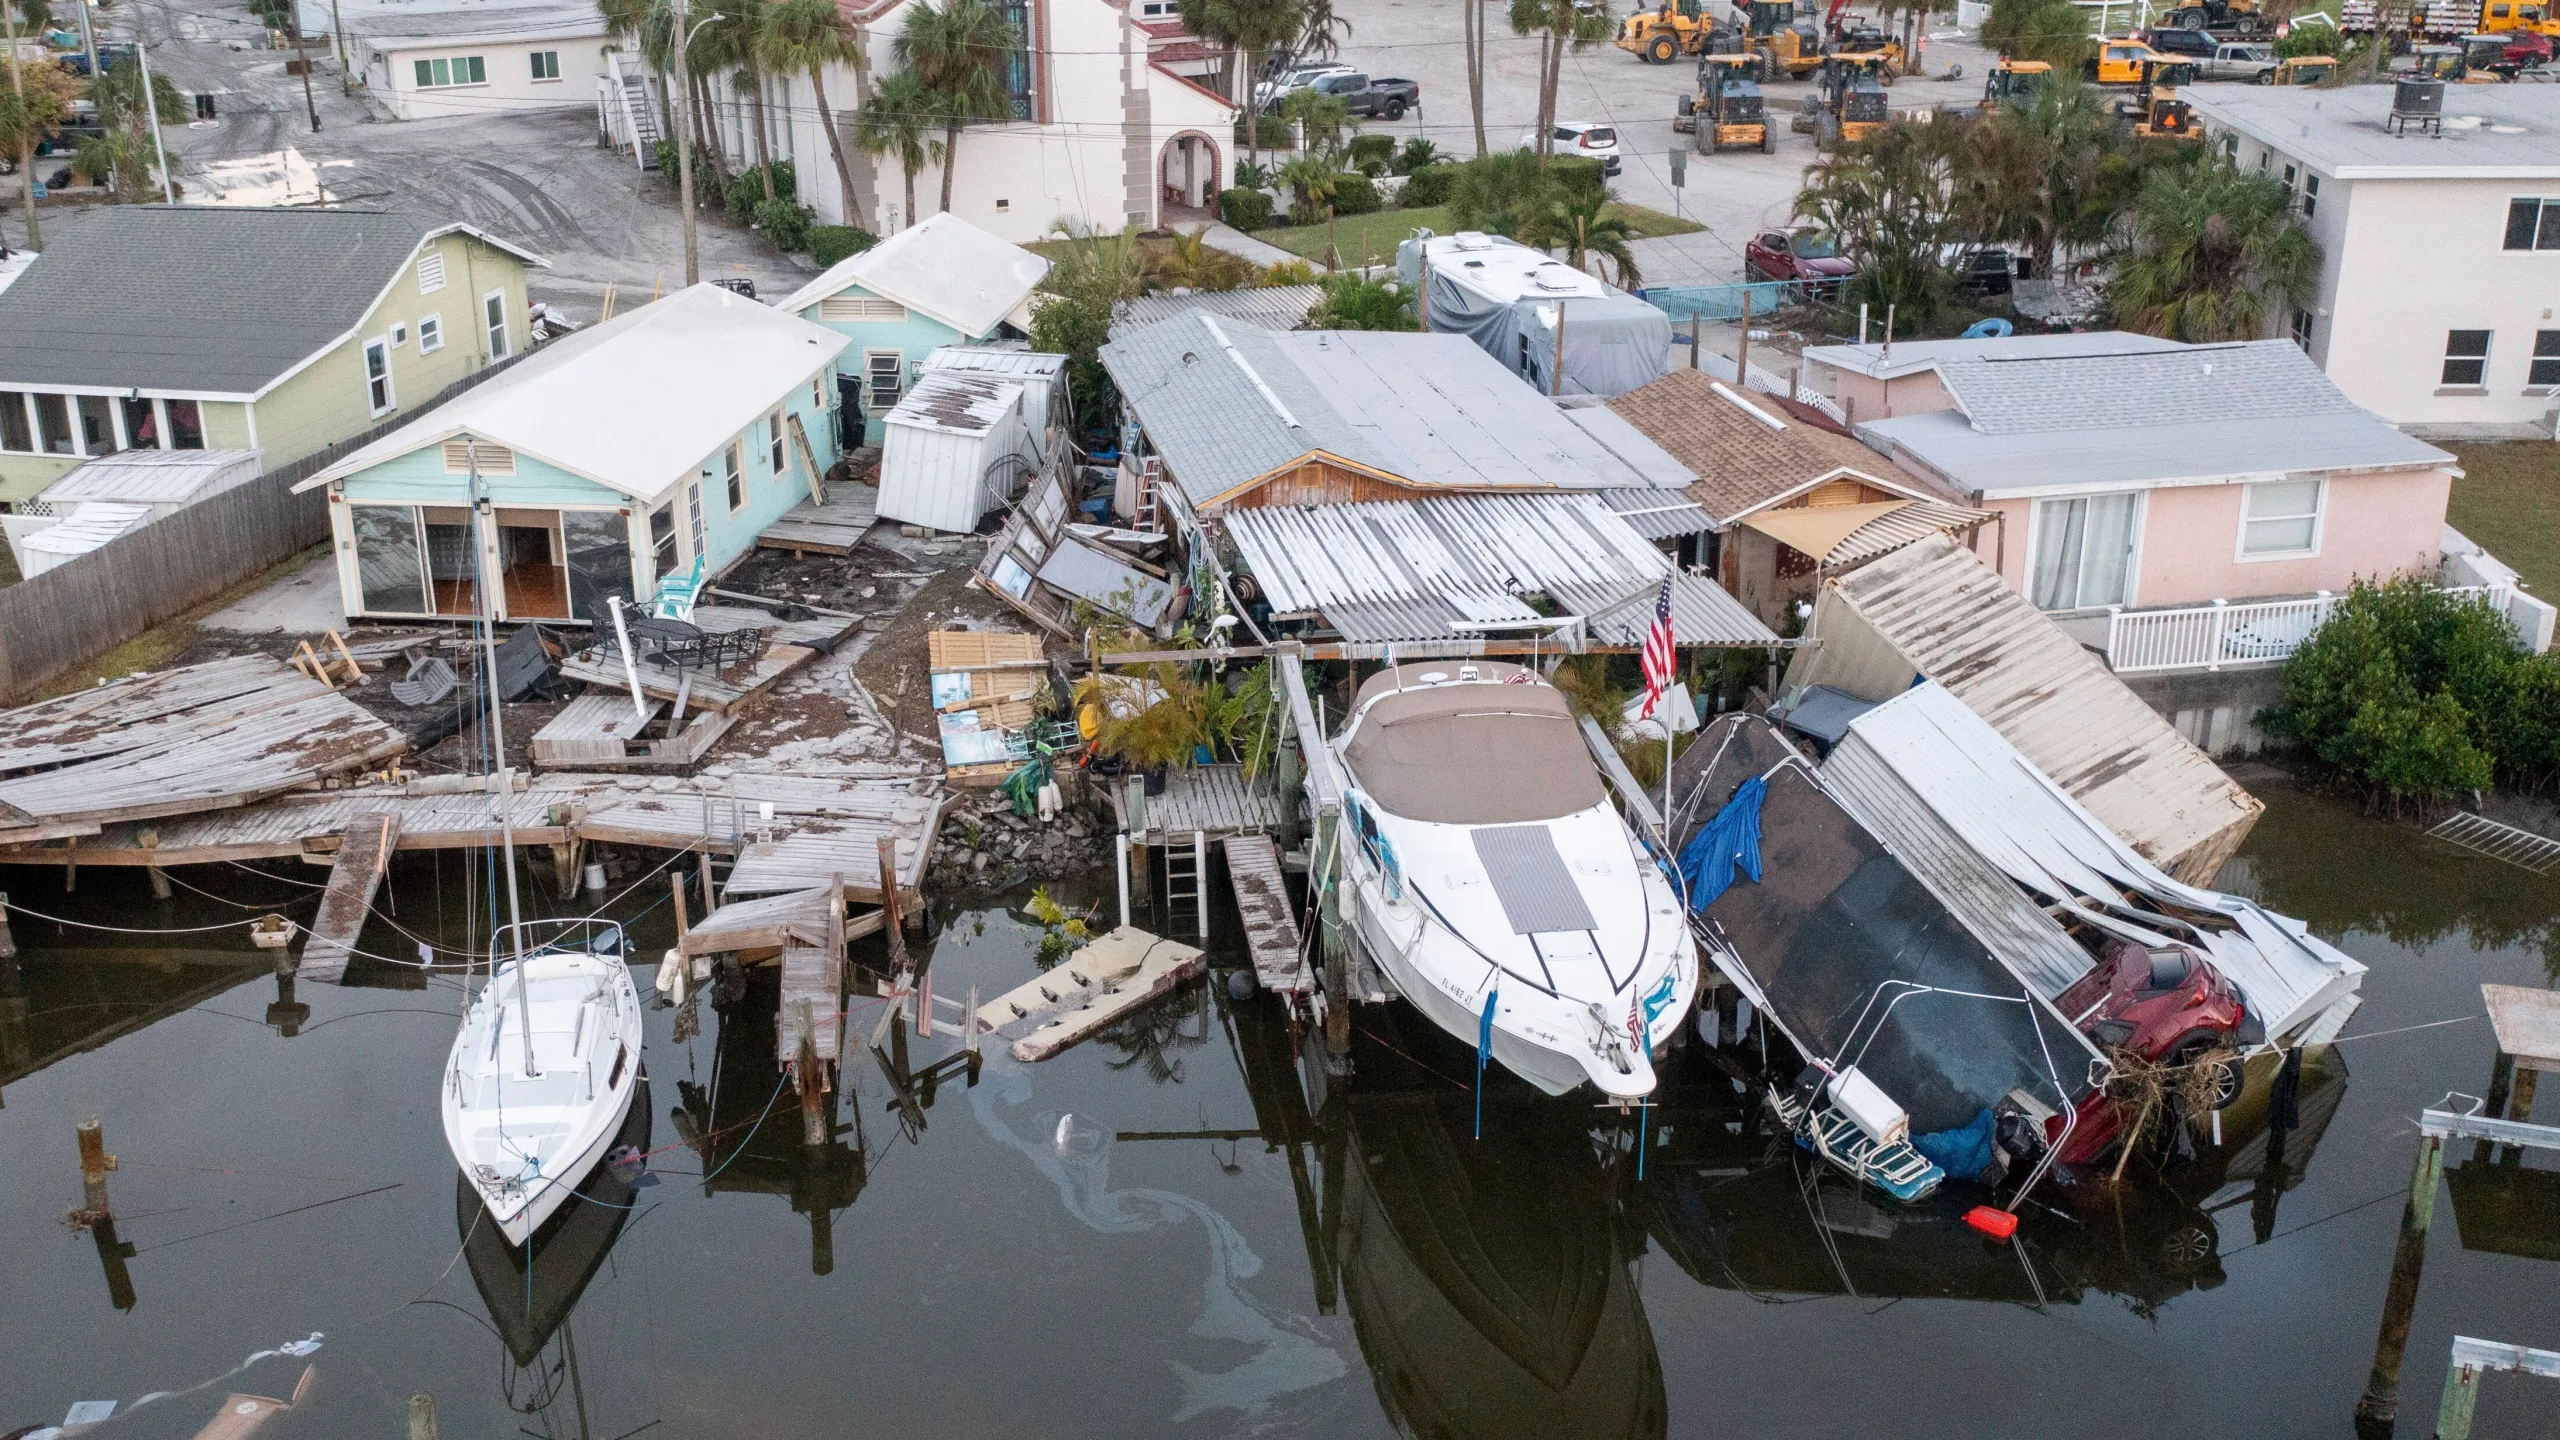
[3,778,2556,1438]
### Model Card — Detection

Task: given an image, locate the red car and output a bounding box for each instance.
[1743,228,1856,291]
[2047,938,2259,1164]
[2503,29,2554,66]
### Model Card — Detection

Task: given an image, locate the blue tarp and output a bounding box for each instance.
[1911,1108,1999,1183]
[1680,776,1765,910]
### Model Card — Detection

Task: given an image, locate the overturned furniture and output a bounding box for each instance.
[541,602,861,767]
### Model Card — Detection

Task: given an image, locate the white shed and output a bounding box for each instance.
[920,347,1069,461]
[38,448,264,519]
[877,373,1032,534]
[9,502,153,577]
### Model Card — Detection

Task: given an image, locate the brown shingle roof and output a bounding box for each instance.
[1606,369,1930,524]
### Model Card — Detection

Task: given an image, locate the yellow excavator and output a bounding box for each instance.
[1814,53,1892,148]
[1618,0,1713,63]
[1685,54,1778,151]
[1980,56,2051,110]
[2118,59,2201,139]
[1738,0,1828,80]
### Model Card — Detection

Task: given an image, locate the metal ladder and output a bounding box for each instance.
[2428,811,2560,875]
[1162,829,1209,939]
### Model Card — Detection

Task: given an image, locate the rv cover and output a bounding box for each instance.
[1399,239,1672,399]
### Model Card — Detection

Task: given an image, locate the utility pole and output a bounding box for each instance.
[285,0,319,131]
[671,0,699,285]
[135,27,173,203]
[72,0,101,95]
[332,0,350,95]
[3,0,37,250]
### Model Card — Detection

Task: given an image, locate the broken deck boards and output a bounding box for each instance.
[0,655,412,846]
[2485,984,2560,1074]
[776,878,848,1064]
[1223,834,1307,995]
[1114,763,1285,843]
[684,884,884,957]
[973,925,1205,1062]
[559,642,819,716]
[297,813,401,983]
[529,693,734,770]
[757,483,880,557]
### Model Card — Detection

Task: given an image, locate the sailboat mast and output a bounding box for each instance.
[469,441,538,1077]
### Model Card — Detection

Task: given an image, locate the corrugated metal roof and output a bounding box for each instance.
[1111,286,1324,335]
[1599,488,1714,539]
[40,449,263,506]
[22,502,153,558]
[1809,533,2262,881]
[921,345,1066,380]
[1824,498,1992,568]
[886,372,1023,436]
[1225,493,1776,646]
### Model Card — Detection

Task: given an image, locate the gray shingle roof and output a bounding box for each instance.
[1934,339,2361,437]
[0,208,531,395]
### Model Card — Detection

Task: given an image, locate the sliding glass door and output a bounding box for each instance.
[2031,492,2140,611]
[351,505,430,615]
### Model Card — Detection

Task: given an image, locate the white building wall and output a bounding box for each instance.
[367,34,611,120]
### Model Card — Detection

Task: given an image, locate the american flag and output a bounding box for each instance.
[1638,573,1676,718]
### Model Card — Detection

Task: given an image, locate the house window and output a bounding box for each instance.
[390,321,408,347]
[484,290,511,360]
[165,399,203,449]
[531,50,560,80]
[996,0,1032,118]
[33,393,73,455]
[2290,307,2314,352]
[2030,492,2140,611]
[364,337,396,414]
[120,395,158,449]
[2534,331,2560,388]
[811,375,826,410]
[865,350,904,410]
[2300,173,2319,218]
[0,392,30,453]
[2240,479,2323,558]
[416,250,447,293]
[768,411,787,473]
[648,502,678,579]
[76,395,114,454]
[413,55,487,87]
[2441,330,2491,387]
[721,442,745,513]
[2504,198,2560,251]
[419,314,444,353]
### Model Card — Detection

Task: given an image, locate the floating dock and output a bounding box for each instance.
[973,925,1205,1062]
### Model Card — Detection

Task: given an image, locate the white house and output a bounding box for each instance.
[2186,84,2560,440]
[324,0,611,122]
[725,0,1239,245]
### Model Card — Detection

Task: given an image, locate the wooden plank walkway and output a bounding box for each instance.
[0,655,411,846]
[529,693,734,770]
[757,483,880,557]
[297,813,400,984]
[558,642,819,717]
[1223,834,1307,995]
[776,878,846,1065]
[684,885,885,957]
[1115,763,1285,843]
[972,925,1204,1062]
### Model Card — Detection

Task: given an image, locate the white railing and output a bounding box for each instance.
[2105,585,2512,675]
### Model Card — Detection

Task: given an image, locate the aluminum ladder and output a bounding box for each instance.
[1162,829,1209,939]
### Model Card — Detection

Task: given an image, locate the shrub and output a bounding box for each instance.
[808,225,877,267]
[1347,133,1395,176]
[1331,171,1380,216]
[1219,186,1274,231]
[1308,272,1417,331]
[723,160,798,217]
[652,140,721,206]
[1392,137,1443,176]
[1234,159,1270,191]
[753,196,815,253]
[1260,259,1318,286]
[1397,163,1452,208]
[1251,114,1292,150]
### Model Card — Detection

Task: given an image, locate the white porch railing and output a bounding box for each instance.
[2105,585,2512,675]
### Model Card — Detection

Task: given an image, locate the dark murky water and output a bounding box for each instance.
[3,781,2557,1438]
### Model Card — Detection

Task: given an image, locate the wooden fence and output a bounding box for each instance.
[0,363,517,703]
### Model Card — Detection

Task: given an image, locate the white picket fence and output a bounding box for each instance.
[2105,585,2512,674]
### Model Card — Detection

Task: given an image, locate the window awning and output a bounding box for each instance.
[1740,498,1993,568]
[1739,500,1911,559]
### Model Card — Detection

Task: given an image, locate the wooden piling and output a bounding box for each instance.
[670,873,690,945]
[2512,1066,2539,1123]
[698,849,717,915]
[2355,1130,2447,1427]
[876,836,907,972]
[409,1393,439,1440]
[143,830,171,900]
[1316,810,1348,1059]
[77,1116,113,1216]
[0,891,14,960]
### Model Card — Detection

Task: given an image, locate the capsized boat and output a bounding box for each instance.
[1329,662,1698,1099]
[443,920,645,1247]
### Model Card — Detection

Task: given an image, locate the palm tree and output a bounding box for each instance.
[1795,119,1964,324]
[1508,0,1614,162]
[851,69,943,232]
[0,56,77,246]
[1276,152,1336,228]
[1445,150,1549,236]
[1177,0,1300,114]
[1950,77,2131,277]
[1521,185,1640,287]
[894,0,1021,214]
[717,0,776,203]
[758,0,867,229]
[2107,157,2319,342]
[1148,230,1254,291]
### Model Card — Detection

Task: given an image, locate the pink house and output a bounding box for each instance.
[1805,335,2552,673]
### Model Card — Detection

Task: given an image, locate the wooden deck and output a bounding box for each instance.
[971,925,1205,1063]
[297,814,400,984]
[757,483,881,557]
[683,884,885,957]
[1223,834,1307,995]
[529,693,733,770]
[556,607,860,718]
[1112,763,1285,843]
[776,878,848,1065]
[0,655,412,847]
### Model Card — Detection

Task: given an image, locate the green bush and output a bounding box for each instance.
[1397,163,1452,208]
[1392,137,1443,176]
[1331,171,1380,216]
[1347,133,1395,177]
[808,226,878,268]
[652,141,722,206]
[723,160,799,217]
[754,196,815,253]
[1219,187,1274,231]
[1308,272,1418,331]
[1252,114,1292,150]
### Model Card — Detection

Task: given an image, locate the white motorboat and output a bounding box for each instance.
[1329,662,1698,1099]
[443,919,645,1247]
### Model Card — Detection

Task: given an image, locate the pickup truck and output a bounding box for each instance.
[1264,71,1419,120]
[2197,41,2278,80]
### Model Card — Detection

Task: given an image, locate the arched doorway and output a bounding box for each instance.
[1158,131,1222,223]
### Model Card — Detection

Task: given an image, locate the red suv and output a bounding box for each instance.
[1743,229,1855,292]
[2049,938,2261,1164]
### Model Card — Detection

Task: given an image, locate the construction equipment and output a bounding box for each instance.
[2480,0,2560,40]
[1738,0,1827,79]
[2088,35,2169,83]
[1814,53,1892,148]
[2270,53,2338,83]
[2117,59,2201,138]
[1619,0,1713,62]
[2158,0,2272,35]
[1827,21,1906,76]
[1980,56,2051,109]
[1688,54,1778,151]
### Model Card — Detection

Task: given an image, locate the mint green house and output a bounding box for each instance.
[0,207,542,507]
[298,284,849,624]
[775,213,1049,445]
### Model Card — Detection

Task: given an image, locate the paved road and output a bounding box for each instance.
[1321,0,1999,286]
[10,0,807,320]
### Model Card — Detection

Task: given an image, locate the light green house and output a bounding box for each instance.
[0,206,544,507]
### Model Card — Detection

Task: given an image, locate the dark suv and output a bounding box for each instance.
[2144,26,2217,59]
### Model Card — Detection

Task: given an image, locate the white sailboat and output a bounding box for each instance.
[1329,663,1698,1099]
[439,440,646,1247]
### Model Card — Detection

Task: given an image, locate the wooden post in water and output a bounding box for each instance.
[2356,1128,2447,1428]
[698,849,717,916]
[141,829,170,900]
[1317,809,1348,1060]
[876,836,907,974]
[77,1117,113,1216]
[0,891,14,959]
[549,805,578,899]
[408,1393,439,1440]
[670,873,690,944]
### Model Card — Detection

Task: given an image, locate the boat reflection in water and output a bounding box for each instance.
[457,1071,653,1434]
[1338,1084,1668,1440]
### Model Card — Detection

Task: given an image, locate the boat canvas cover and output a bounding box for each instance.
[1344,670,1604,825]
[1689,729,2094,1134]
[1833,683,2365,1045]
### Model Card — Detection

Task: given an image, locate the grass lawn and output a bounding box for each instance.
[2447,442,2560,596]
[1253,201,1702,266]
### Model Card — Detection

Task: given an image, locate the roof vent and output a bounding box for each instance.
[1531,266,1581,292]
[1451,231,1494,251]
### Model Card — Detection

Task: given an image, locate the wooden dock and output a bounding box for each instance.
[776,878,848,1065]
[973,926,1205,1063]
[1222,834,1307,995]
[529,693,734,770]
[757,483,880,557]
[1113,763,1285,844]
[556,607,860,718]
[297,813,400,983]
[0,655,411,847]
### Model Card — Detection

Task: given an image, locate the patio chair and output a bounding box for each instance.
[388,654,458,707]
[649,554,707,622]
